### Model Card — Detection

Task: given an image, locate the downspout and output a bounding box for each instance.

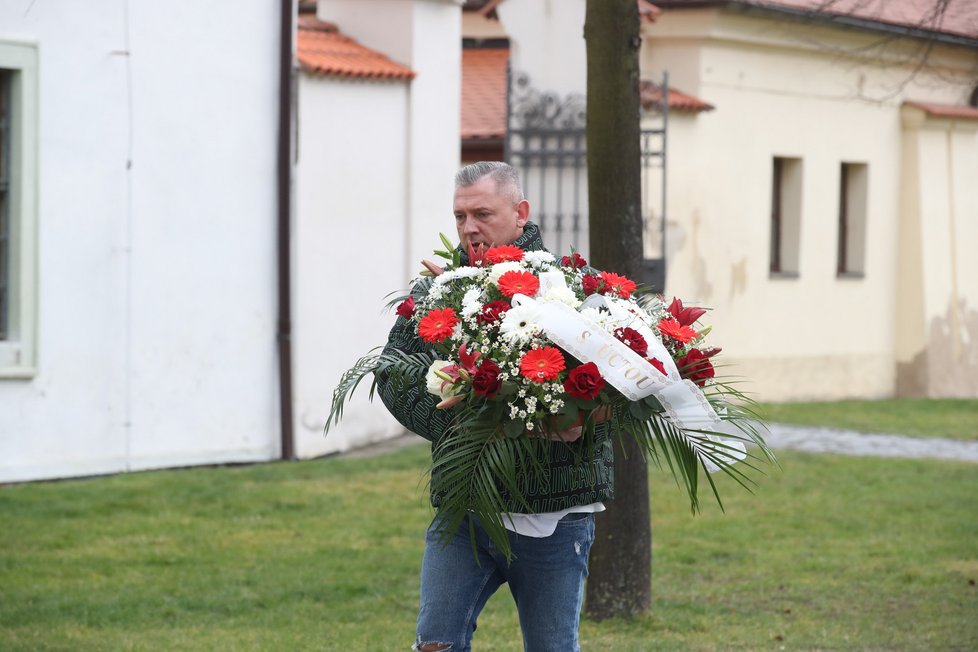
[277,0,296,460]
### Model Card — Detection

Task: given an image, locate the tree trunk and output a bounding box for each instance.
[583,0,651,620]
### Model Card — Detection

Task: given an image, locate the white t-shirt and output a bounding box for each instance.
[501,502,605,538]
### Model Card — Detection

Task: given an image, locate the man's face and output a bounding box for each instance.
[453,176,530,252]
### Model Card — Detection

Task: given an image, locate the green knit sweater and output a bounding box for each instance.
[376,222,614,513]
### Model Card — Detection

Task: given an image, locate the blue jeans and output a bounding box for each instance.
[415,512,596,652]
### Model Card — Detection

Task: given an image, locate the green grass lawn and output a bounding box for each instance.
[1,444,976,651]
[758,398,978,441]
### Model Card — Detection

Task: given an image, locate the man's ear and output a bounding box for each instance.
[515,199,530,227]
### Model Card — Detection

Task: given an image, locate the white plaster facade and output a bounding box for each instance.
[296,0,463,457]
[641,8,978,400]
[0,1,282,482]
[468,1,978,400]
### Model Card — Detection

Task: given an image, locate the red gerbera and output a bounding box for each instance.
[613,327,648,357]
[418,308,459,343]
[497,270,540,298]
[600,271,637,299]
[484,245,525,265]
[657,318,696,344]
[519,347,566,383]
[477,299,511,325]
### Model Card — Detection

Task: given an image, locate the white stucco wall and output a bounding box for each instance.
[497,0,587,98]
[0,0,280,482]
[293,75,410,458]
[318,0,462,281]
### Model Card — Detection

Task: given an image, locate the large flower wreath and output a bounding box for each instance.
[329,235,773,558]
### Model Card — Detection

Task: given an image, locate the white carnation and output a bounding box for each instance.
[540,285,582,309]
[523,250,556,267]
[488,261,523,286]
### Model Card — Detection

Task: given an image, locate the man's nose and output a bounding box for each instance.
[461,215,480,233]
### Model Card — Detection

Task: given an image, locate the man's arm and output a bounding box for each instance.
[375,303,455,444]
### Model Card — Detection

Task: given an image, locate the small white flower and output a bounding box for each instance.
[526,421,535,431]
[461,287,484,318]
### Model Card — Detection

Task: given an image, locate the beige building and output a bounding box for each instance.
[464,0,978,400]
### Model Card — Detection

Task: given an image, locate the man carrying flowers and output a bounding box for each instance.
[377,162,612,652]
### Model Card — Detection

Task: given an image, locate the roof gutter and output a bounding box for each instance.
[277,0,296,461]
[653,1,978,49]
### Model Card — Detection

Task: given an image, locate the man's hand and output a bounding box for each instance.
[536,406,613,442]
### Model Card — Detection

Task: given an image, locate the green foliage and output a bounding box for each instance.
[1,447,975,650]
[760,398,978,441]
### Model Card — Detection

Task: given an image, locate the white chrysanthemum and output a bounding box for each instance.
[523,250,556,267]
[427,284,446,301]
[434,266,483,286]
[488,261,523,286]
[461,287,484,318]
[540,285,582,309]
[499,302,543,343]
[425,360,458,399]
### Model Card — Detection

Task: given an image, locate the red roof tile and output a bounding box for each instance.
[655,0,978,42]
[462,48,509,140]
[297,18,415,81]
[903,100,978,120]
[641,80,715,112]
[467,0,662,22]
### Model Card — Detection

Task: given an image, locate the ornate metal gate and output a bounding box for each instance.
[504,69,669,292]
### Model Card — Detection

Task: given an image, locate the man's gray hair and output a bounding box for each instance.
[455,161,524,203]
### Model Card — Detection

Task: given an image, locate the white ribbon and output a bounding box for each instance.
[513,284,747,471]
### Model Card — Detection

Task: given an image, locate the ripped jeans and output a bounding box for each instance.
[414,512,595,652]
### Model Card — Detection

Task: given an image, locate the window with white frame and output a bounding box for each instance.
[837,162,868,277]
[769,156,802,277]
[0,41,39,377]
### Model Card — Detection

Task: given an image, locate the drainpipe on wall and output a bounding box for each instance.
[277,0,296,460]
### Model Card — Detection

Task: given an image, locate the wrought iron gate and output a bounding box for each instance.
[504,69,669,292]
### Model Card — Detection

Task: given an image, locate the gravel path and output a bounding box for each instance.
[763,423,978,463]
[339,425,978,463]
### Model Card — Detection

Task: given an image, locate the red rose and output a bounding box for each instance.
[648,357,667,375]
[560,253,588,269]
[477,300,511,325]
[563,362,606,400]
[395,296,416,319]
[581,274,603,296]
[613,327,648,357]
[472,359,502,398]
[677,348,715,387]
